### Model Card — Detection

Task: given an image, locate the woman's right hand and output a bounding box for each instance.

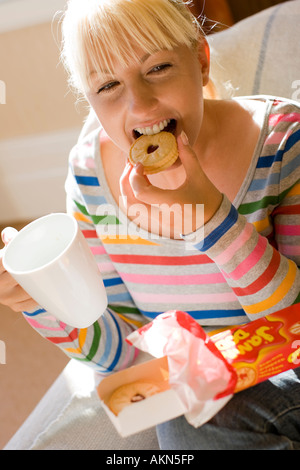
[0,227,38,312]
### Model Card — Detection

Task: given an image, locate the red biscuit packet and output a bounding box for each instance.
[210,304,300,392]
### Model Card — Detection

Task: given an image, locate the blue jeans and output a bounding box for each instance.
[156,369,300,450]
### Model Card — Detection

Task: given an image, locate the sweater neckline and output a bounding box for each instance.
[93,97,272,246]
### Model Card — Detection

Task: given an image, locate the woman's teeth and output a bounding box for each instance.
[134,119,171,136]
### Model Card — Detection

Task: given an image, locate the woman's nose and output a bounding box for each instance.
[127,80,158,115]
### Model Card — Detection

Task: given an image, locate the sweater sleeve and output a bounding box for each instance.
[183,120,300,321]
[22,136,145,375]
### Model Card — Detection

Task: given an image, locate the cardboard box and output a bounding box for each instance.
[97,356,187,437]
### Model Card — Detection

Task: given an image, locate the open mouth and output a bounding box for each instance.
[133,119,177,139]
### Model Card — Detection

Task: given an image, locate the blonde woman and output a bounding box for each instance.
[1,0,300,450]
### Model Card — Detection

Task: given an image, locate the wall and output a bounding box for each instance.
[0,0,88,224]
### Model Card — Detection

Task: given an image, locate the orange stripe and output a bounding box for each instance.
[65,328,87,354]
[73,211,91,224]
[252,216,271,233]
[100,234,159,245]
[286,182,300,197]
[242,259,297,314]
[117,312,144,328]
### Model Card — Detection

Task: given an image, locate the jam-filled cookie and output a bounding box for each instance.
[129,131,178,174]
[108,380,162,415]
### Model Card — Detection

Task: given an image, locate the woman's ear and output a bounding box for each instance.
[197,37,210,87]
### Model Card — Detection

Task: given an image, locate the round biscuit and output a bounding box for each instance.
[129,131,178,174]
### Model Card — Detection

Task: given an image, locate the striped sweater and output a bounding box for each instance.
[24,97,300,375]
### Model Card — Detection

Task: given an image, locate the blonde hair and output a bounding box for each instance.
[60,0,203,94]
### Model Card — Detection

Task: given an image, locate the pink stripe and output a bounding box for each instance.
[85,157,96,169]
[97,262,115,273]
[225,235,268,281]
[90,245,106,255]
[132,291,236,304]
[26,317,65,331]
[118,346,139,371]
[277,243,300,256]
[214,223,253,265]
[73,156,95,168]
[269,112,300,127]
[120,271,225,285]
[264,131,291,146]
[276,224,300,236]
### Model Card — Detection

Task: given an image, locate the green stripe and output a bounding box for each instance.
[77,321,101,363]
[74,200,120,225]
[292,291,300,305]
[108,304,142,315]
[238,185,295,215]
[75,200,89,216]
[238,195,278,215]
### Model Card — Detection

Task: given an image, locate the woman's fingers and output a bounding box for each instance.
[0,281,37,312]
[1,227,18,246]
[0,269,38,312]
[177,131,202,179]
[0,226,38,312]
[129,162,173,205]
[129,162,151,197]
[120,161,162,205]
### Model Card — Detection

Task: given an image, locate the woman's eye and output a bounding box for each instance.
[97,81,119,94]
[149,63,172,74]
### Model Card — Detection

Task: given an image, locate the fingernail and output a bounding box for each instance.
[180,130,189,146]
[134,162,144,172]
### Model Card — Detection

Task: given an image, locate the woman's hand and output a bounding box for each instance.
[0,227,38,312]
[120,131,223,237]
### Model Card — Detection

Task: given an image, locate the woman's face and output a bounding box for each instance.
[86,41,209,154]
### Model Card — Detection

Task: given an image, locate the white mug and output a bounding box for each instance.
[3,213,108,328]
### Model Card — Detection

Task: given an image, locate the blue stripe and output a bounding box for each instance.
[82,194,107,205]
[281,152,300,180]
[95,314,112,368]
[104,277,124,287]
[285,128,300,152]
[195,204,238,251]
[23,308,47,316]
[256,154,279,168]
[186,308,246,320]
[259,126,300,169]
[248,172,279,191]
[106,310,123,372]
[75,175,100,186]
[94,311,123,374]
[140,308,246,320]
[107,292,132,302]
